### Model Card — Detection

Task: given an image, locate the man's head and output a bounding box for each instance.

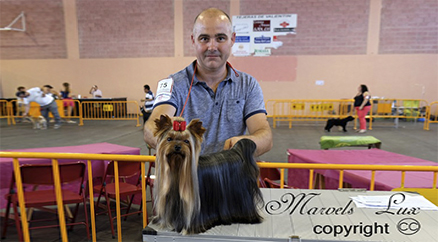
[17,86,25,92]
[191,8,235,72]
[42,85,53,94]
[144,85,150,92]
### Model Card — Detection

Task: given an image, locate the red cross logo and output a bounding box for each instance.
[280,21,289,28]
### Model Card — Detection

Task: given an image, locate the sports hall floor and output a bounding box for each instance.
[0,118,437,241]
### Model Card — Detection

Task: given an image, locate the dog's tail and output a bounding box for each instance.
[231,138,264,218]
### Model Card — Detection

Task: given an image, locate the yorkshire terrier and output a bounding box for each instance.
[152,115,263,234]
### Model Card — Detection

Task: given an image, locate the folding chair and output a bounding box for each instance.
[1,162,90,241]
[93,160,142,238]
[258,160,288,188]
[264,178,293,189]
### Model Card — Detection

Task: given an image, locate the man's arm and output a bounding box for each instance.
[143,104,176,149]
[223,113,273,156]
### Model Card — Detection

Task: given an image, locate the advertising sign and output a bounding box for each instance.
[232,14,297,56]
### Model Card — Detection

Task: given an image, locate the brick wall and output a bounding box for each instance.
[240,0,370,55]
[183,0,230,57]
[379,0,438,54]
[77,0,174,58]
[0,0,66,59]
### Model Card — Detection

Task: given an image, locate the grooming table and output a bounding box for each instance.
[319,136,381,150]
[143,188,438,242]
[0,143,140,209]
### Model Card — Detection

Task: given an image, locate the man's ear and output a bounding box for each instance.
[187,119,206,140]
[153,114,173,137]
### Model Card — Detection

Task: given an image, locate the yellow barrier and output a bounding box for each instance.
[80,101,140,126]
[258,162,438,205]
[368,99,428,130]
[2,151,437,241]
[271,99,355,128]
[425,101,438,130]
[0,152,155,242]
[8,100,83,125]
[0,100,14,125]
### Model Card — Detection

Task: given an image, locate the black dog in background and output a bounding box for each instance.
[325,116,355,132]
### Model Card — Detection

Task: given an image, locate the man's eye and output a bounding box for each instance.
[217,36,226,42]
[199,37,209,42]
[167,137,172,141]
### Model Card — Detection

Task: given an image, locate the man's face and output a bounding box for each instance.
[191,15,235,72]
[144,88,149,93]
[42,87,51,94]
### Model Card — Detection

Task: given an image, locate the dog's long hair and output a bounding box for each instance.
[152,115,263,234]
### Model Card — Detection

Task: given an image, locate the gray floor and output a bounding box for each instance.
[0,118,437,241]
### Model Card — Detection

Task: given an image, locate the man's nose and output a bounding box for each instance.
[207,40,218,50]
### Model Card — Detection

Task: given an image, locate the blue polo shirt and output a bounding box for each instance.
[154,60,267,155]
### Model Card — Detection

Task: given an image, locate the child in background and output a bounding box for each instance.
[15,86,29,123]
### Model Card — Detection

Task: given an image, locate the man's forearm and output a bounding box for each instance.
[246,127,273,156]
[143,119,158,149]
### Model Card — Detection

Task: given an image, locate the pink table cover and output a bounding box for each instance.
[0,143,140,209]
[287,149,437,190]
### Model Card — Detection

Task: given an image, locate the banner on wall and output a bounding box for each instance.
[232,14,297,57]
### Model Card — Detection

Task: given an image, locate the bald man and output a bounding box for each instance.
[144,8,272,156]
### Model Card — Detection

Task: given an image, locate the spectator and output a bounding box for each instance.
[15,86,29,122]
[89,85,102,98]
[354,84,371,133]
[143,8,272,156]
[140,84,155,124]
[24,85,62,129]
[60,82,76,123]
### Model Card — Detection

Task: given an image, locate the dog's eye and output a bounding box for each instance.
[167,137,172,142]
[184,140,190,144]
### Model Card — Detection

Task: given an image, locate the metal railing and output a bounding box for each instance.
[257,162,438,191]
[1,151,437,241]
[4,100,141,127]
[0,100,14,125]
[270,99,355,128]
[425,101,438,130]
[367,99,428,130]
[0,152,154,242]
[80,101,140,126]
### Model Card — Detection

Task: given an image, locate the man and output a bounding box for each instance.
[24,85,62,129]
[144,8,272,156]
[141,84,155,124]
[89,85,102,98]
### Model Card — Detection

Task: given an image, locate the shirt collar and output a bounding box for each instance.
[188,60,238,85]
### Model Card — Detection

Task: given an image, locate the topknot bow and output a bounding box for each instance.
[173,120,186,131]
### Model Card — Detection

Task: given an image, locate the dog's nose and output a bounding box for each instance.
[174,145,181,152]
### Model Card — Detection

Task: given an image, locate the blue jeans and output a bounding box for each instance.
[41,101,61,126]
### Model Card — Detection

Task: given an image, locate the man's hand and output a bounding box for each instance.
[223,136,244,150]
[223,113,273,156]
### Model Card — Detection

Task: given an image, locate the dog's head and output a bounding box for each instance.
[346,116,354,121]
[154,114,206,164]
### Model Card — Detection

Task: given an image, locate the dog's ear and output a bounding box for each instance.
[154,114,173,137]
[187,119,206,140]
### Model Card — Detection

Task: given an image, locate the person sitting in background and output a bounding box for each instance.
[15,86,29,123]
[89,85,102,98]
[140,84,154,124]
[60,82,76,123]
[23,85,62,129]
